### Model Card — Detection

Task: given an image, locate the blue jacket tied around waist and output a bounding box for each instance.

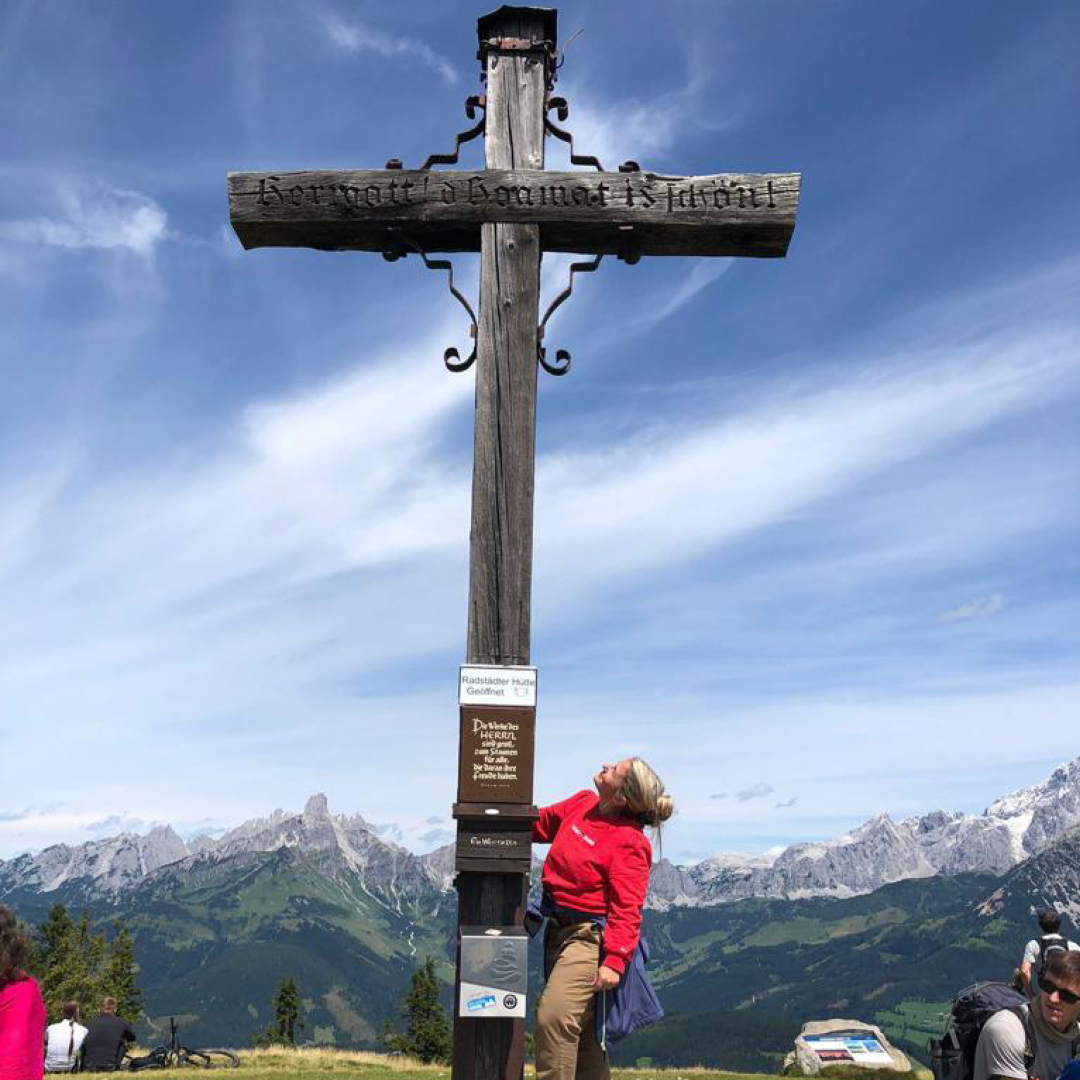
[526,894,664,1049]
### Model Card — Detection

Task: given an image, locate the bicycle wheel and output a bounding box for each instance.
[127,1048,168,1071]
[195,1050,240,1068]
[176,1048,212,1068]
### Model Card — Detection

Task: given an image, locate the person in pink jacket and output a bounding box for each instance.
[532,757,674,1080]
[0,905,46,1080]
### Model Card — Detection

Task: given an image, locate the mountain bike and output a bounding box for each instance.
[127,1018,240,1069]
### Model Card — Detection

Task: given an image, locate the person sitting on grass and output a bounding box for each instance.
[80,997,136,1073]
[44,1000,88,1073]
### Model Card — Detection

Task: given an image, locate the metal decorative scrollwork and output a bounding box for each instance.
[420,96,486,170]
[383,236,478,372]
[537,255,604,375]
[544,96,603,171]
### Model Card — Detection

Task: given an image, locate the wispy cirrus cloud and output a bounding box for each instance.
[626,259,733,336]
[535,326,1079,595]
[86,814,150,834]
[552,47,736,173]
[939,593,1006,623]
[319,12,457,85]
[0,185,168,257]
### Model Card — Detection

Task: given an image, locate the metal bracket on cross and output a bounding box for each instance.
[536,233,640,376]
[382,236,478,373]
[411,95,487,172]
[544,96,603,171]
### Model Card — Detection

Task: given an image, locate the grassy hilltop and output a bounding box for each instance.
[75,1045,818,1080]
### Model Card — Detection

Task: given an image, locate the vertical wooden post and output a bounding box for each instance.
[455,9,551,1080]
[466,12,547,667]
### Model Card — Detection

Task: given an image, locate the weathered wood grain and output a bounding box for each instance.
[454,13,549,1080]
[228,168,800,257]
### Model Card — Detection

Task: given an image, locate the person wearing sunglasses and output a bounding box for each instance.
[974,950,1080,1080]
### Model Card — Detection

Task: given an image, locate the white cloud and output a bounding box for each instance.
[534,328,1079,592]
[320,13,457,85]
[0,185,168,257]
[735,782,775,802]
[86,814,150,834]
[626,258,732,335]
[939,593,1006,623]
[551,55,732,173]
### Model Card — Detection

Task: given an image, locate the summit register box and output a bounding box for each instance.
[458,926,528,1019]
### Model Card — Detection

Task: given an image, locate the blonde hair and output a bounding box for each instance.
[617,758,675,839]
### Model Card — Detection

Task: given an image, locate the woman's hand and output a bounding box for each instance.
[593,965,621,992]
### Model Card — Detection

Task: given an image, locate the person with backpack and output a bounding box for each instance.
[1019,910,1080,998]
[974,949,1080,1080]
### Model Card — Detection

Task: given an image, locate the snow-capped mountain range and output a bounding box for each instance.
[4,760,1080,910]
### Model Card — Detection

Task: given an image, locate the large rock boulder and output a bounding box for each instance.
[784,1019,912,1075]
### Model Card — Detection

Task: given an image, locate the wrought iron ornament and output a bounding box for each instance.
[382,236,479,373]
[386,80,645,376]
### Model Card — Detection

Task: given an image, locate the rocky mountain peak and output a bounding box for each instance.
[8,758,1080,913]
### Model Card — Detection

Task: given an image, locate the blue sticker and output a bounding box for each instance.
[467,994,497,1012]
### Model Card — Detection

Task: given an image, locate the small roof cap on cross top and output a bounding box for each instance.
[477,6,558,61]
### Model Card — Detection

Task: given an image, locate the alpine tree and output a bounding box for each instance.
[274,977,303,1044]
[31,904,142,1021]
[253,977,304,1046]
[383,957,452,1064]
[102,922,142,1020]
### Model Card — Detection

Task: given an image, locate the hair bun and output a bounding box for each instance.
[653,794,675,825]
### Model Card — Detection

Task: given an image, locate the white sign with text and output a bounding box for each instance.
[459,665,537,708]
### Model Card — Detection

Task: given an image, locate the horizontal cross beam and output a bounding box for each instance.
[228,168,800,258]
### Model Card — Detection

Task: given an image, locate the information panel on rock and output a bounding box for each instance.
[457,705,536,805]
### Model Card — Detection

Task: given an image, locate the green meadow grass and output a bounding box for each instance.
[76,1044,934,1080]
[79,1045,778,1080]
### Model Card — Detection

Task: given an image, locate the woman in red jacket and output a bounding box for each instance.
[532,757,674,1080]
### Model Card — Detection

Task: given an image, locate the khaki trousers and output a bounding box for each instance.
[535,922,609,1080]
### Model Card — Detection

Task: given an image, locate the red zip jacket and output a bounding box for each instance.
[532,789,652,976]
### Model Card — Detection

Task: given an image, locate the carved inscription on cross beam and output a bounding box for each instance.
[228,168,800,258]
[248,172,786,213]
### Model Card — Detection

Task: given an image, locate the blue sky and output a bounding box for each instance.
[1,0,1078,865]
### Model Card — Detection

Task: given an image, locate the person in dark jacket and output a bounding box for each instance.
[81,997,136,1072]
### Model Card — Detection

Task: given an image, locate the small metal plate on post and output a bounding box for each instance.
[457,705,535,804]
[459,926,528,1019]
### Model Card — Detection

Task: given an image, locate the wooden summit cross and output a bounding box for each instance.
[228,7,799,1080]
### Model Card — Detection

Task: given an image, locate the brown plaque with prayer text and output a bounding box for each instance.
[457,705,535,804]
